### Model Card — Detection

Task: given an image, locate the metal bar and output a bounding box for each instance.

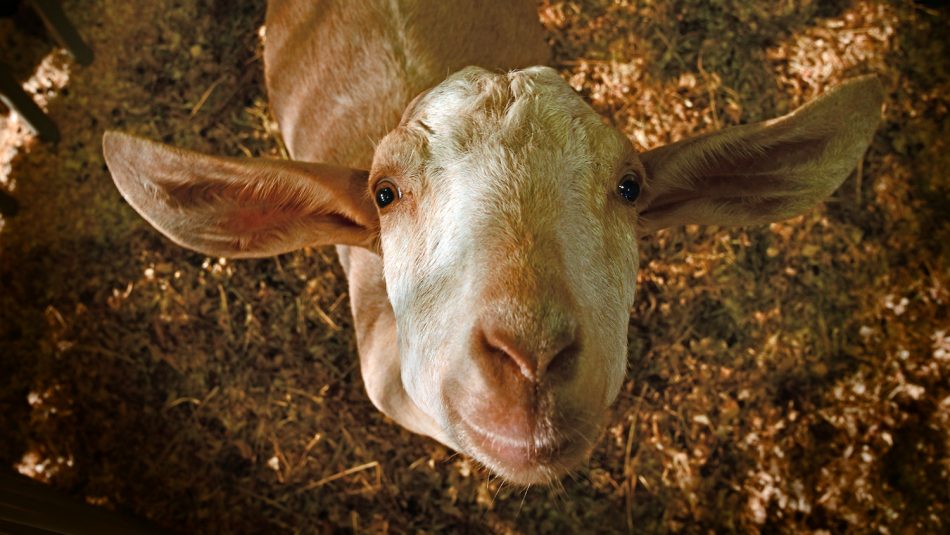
[27,0,93,66]
[0,63,60,143]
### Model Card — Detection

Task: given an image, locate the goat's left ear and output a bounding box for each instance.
[636,75,883,234]
[103,132,380,257]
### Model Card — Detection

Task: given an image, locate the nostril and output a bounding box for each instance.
[481,323,578,382]
[548,337,581,378]
[483,326,538,381]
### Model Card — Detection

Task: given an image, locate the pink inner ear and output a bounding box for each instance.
[104,131,379,256]
[223,200,367,254]
[229,206,286,235]
[156,170,311,233]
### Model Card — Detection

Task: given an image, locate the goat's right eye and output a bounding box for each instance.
[373,179,401,208]
[617,173,641,203]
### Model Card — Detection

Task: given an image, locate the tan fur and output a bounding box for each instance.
[103,0,882,485]
[263,0,549,167]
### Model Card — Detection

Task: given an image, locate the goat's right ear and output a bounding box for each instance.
[103,132,379,257]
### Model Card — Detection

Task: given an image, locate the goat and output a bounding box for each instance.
[102,0,882,484]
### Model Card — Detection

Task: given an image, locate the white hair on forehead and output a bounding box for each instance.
[411,66,594,147]
[409,68,608,203]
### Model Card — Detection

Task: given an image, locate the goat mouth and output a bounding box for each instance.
[455,415,590,485]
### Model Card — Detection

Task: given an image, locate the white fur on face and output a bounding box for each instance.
[373,66,641,450]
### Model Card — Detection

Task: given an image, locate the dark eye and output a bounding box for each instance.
[373,179,401,208]
[617,173,641,203]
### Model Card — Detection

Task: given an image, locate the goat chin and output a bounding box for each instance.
[458,425,595,486]
[442,392,605,485]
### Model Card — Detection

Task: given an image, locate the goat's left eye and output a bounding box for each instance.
[373,179,402,208]
[618,173,641,203]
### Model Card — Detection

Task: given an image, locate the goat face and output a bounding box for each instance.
[372,67,639,483]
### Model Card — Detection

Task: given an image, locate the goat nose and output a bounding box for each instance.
[480,321,578,382]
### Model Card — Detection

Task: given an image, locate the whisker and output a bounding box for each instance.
[489,474,505,508]
[517,483,532,517]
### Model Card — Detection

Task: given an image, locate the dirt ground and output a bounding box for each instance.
[1,0,947,533]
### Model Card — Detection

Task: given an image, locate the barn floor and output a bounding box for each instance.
[1,0,947,533]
